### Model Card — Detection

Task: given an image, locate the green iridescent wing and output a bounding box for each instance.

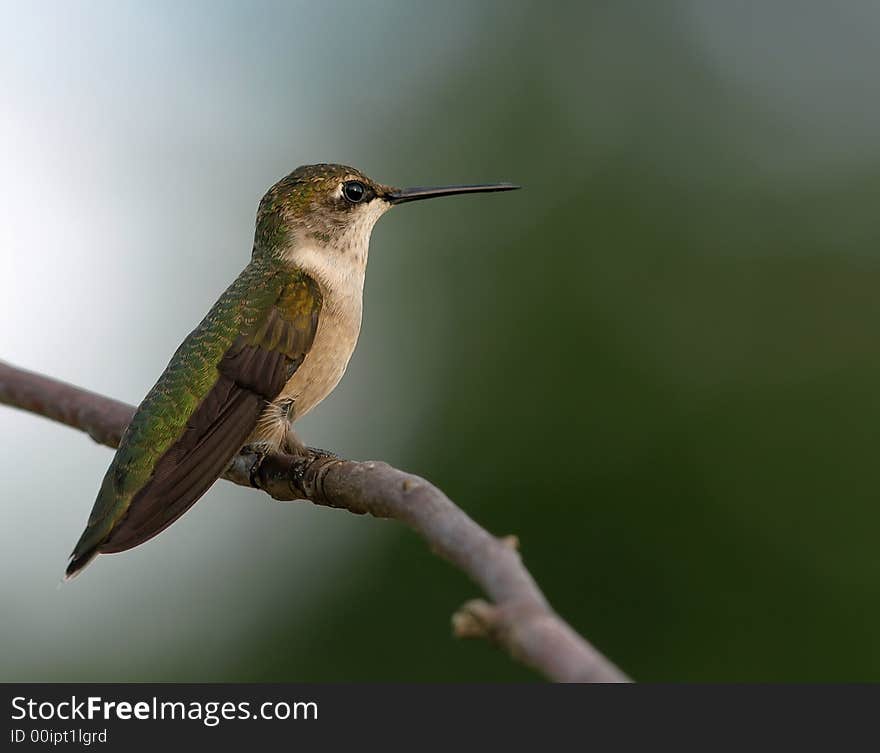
[66,260,321,578]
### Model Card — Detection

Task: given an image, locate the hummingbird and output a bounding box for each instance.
[66,163,518,579]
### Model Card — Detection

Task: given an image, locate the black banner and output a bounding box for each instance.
[2,684,877,749]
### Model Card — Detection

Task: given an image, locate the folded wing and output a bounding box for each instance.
[66,269,321,577]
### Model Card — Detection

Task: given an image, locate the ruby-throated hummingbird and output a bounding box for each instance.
[66,163,518,578]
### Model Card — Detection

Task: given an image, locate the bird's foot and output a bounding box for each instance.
[305,446,338,460]
[242,444,270,488]
[284,446,338,494]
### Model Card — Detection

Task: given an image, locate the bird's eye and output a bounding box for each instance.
[342,180,368,204]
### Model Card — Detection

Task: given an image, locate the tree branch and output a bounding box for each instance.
[0,360,629,683]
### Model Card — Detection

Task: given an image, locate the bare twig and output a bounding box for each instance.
[0,359,629,683]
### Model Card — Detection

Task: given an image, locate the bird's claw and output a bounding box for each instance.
[243,445,269,488]
[306,446,338,460]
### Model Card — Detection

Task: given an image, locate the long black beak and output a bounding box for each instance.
[385,182,520,204]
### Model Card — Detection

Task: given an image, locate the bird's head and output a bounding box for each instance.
[253,163,518,283]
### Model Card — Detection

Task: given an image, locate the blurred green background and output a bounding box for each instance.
[3,1,880,681]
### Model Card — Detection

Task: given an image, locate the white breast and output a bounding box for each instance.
[276,212,379,420]
[280,287,362,420]
[262,198,390,438]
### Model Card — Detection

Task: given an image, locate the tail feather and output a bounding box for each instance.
[64,547,99,581]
